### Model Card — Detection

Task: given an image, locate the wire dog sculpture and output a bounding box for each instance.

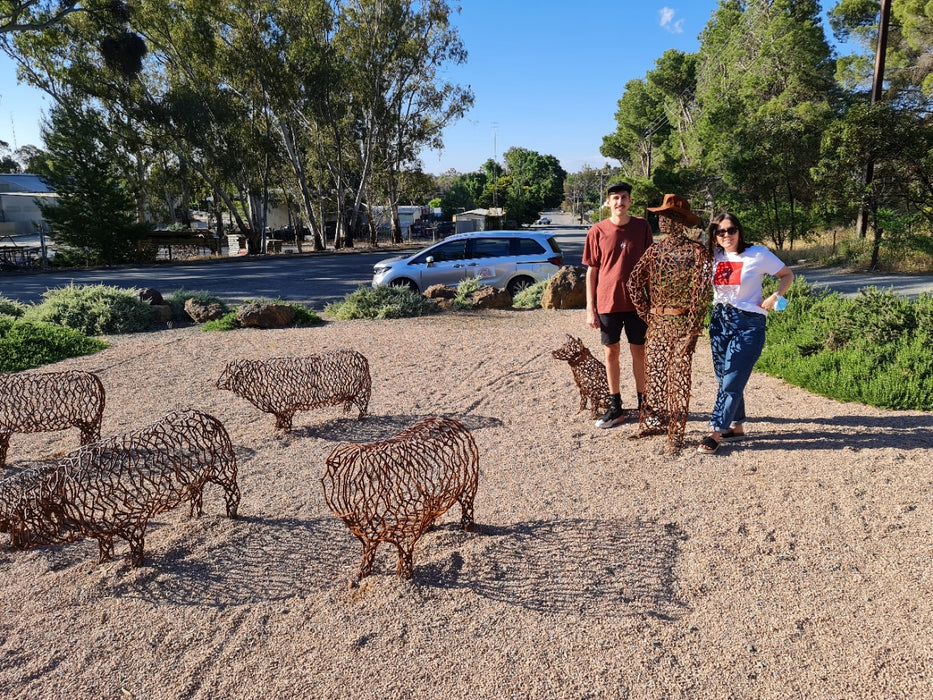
[321,417,479,580]
[0,409,240,566]
[0,370,105,467]
[628,195,713,453]
[216,350,371,432]
[551,334,613,418]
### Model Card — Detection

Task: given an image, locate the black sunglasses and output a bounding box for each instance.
[716,226,738,236]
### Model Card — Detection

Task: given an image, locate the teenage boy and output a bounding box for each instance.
[583,181,653,428]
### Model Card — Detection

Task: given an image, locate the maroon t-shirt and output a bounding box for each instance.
[582,217,654,313]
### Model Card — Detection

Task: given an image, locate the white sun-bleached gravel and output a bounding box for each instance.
[1,308,930,699]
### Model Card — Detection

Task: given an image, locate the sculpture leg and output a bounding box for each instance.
[78,421,101,446]
[222,480,241,518]
[97,536,115,563]
[395,543,414,579]
[357,541,378,579]
[274,411,294,432]
[355,387,370,419]
[127,529,146,567]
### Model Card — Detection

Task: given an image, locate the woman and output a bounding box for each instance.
[698,213,794,454]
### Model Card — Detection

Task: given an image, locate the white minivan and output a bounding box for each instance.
[372,230,563,296]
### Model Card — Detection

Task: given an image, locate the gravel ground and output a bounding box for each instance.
[1,309,930,699]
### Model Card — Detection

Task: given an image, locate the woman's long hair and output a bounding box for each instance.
[708,213,749,255]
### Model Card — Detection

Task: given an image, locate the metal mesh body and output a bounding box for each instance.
[0,464,62,549]
[552,334,612,417]
[216,350,371,432]
[321,417,479,579]
[628,218,712,452]
[0,370,105,467]
[0,409,239,566]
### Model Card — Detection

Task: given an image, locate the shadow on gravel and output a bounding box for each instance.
[295,413,504,443]
[744,413,933,451]
[418,517,690,621]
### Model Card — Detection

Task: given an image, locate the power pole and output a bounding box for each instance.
[855,0,892,238]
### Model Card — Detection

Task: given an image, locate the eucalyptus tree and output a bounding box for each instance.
[601,50,698,182]
[691,0,836,248]
[335,0,473,245]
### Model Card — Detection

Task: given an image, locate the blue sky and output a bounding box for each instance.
[1,2,846,175]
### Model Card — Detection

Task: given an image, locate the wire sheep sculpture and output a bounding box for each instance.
[321,416,479,580]
[0,409,240,567]
[1,370,105,467]
[216,350,371,432]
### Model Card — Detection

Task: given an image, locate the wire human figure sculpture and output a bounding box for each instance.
[627,194,712,453]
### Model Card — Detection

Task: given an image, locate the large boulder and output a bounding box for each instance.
[424,284,456,300]
[138,287,164,305]
[542,265,587,309]
[236,302,296,329]
[470,286,513,310]
[184,298,227,323]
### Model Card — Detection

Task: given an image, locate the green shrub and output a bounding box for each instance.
[202,312,240,332]
[326,285,439,320]
[0,294,27,318]
[0,317,108,372]
[453,277,484,310]
[22,284,153,335]
[512,279,548,309]
[758,281,933,410]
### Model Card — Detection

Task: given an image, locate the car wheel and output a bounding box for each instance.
[390,279,420,294]
[507,275,535,296]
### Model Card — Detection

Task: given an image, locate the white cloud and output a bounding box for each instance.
[659,7,685,34]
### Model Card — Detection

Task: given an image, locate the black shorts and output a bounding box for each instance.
[597,311,647,346]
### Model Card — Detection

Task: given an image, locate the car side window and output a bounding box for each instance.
[515,237,547,255]
[412,240,466,264]
[469,237,512,259]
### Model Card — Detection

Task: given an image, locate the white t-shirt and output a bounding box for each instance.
[712,245,786,315]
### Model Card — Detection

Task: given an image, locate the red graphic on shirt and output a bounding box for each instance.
[714,261,743,286]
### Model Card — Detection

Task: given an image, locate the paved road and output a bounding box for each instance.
[1,225,930,309]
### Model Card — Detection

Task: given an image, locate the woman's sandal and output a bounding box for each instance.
[697,436,720,454]
[720,429,745,441]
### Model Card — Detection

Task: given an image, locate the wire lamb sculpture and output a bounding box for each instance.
[0,409,240,566]
[551,334,613,418]
[628,197,712,453]
[216,349,371,432]
[1,370,105,467]
[321,416,479,580]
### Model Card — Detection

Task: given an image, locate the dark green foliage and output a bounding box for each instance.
[758,281,933,410]
[512,279,548,309]
[0,317,108,372]
[38,103,150,265]
[326,285,440,320]
[201,312,240,332]
[0,295,27,318]
[22,284,153,335]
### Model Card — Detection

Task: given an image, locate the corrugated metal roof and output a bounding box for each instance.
[0,173,54,193]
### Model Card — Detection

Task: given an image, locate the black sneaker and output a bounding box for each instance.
[595,404,626,429]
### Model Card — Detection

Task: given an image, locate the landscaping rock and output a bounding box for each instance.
[542,265,587,309]
[470,286,513,309]
[139,288,164,305]
[424,284,456,300]
[184,298,227,323]
[236,302,296,329]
